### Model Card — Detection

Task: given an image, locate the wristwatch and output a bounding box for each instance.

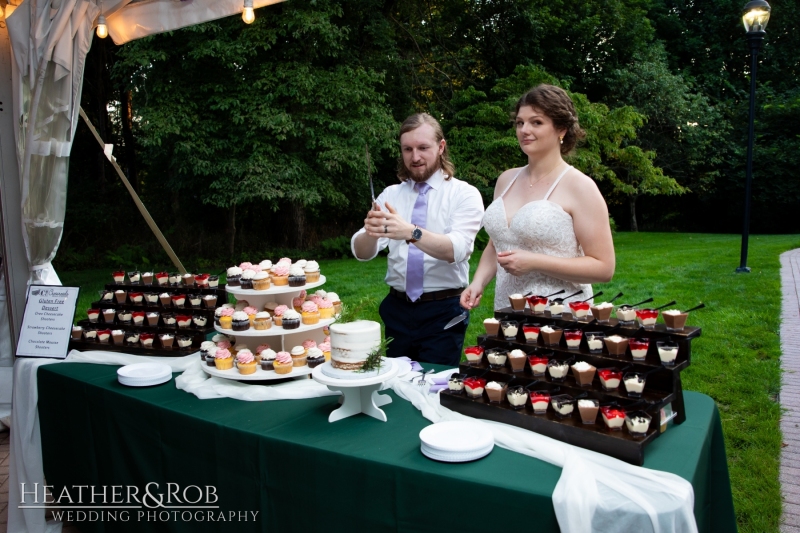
[407,225,423,244]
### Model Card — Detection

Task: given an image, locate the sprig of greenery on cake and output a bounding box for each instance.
[358,337,392,373]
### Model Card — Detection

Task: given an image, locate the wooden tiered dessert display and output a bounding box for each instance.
[440,306,701,465]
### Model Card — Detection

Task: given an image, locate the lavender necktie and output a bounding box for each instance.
[405,182,431,302]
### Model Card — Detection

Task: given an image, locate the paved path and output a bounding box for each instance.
[782,249,800,532]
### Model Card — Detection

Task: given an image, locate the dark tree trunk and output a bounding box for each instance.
[630,195,639,232]
[227,204,237,258]
[120,89,138,192]
[290,202,306,249]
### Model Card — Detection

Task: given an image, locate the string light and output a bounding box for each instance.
[96,14,108,38]
[242,0,254,24]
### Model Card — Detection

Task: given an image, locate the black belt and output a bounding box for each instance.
[389,287,463,303]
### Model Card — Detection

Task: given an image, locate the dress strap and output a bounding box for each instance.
[499,166,527,198]
[543,165,572,201]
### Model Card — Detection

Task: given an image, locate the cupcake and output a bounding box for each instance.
[237,350,257,375]
[226,266,243,286]
[318,299,334,319]
[232,311,250,331]
[290,346,308,367]
[306,347,325,368]
[325,292,342,315]
[259,260,273,271]
[270,264,290,286]
[240,269,256,289]
[318,341,331,361]
[273,351,293,374]
[301,301,319,325]
[302,339,317,353]
[304,261,321,283]
[253,311,272,330]
[234,300,249,311]
[252,271,271,290]
[232,343,248,356]
[282,309,301,330]
[292,296,305,312]
[219,314,233,330]
[214,348,234,370]
[264,301,280,314]
[294,259,307,268]
[260,349,277,370]
[273,305,288,326]
[243,306,259,326]
[200,340,217,359]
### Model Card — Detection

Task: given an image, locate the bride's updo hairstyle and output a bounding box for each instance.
[514,84,586,155]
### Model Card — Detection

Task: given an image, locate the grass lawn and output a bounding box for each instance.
[61,232,800,533]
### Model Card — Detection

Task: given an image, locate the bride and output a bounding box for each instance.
[460,84,615,311]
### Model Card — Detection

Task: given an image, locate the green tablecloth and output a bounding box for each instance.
[37,363,736,532]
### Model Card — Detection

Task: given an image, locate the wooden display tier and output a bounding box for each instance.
[70,319,211,357]
[103,281,227,298]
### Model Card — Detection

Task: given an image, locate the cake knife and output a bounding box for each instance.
[444,309,469,329]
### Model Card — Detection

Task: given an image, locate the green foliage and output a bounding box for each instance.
[105,244,152,269]
[316,236,352,259]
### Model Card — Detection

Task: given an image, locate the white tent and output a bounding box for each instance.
[0,0,281,530]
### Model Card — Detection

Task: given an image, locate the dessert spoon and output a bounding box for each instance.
[682,303,706,313]
[652,300,677,311]
[552,289,583,303]
[628,297,654,308]
[577,291,603,303]
[607,292,624,304]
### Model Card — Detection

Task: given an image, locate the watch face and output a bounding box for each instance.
[412,228,423,240]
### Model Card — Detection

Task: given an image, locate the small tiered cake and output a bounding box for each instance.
[329,320,381,370]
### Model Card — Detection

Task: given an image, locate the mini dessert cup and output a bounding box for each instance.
[484,381,508,403]
[522,323,541,343]
[568,301,590,320]
[585,332,605,353]
[177,335,194,350]
[146,312,160,326]
[527,354,550,376]
[182,273,196,287]
[82,328,97,342]
[171,294,186,308]
[483,318,500,336]
[159,333,175,348]
[506,385,528,409]
[140,332,155,348]
[486,349,508,369]
[144,292,159,305]
[629,338,650,361]
[127,270,141,285]
[188,294,202,308]
[87,309,100,323]
[155,272,169,286]
[463,346,485,366]
[194,273,209,287]
[564,329,583,350]
[589,302,614,323]
[71,326,83,340]
[508,349,527,372]
[636,308,659,329]
[176,314,192,329]
[623,373,646,398]
[203,295,218,308]
[129,292,144,305]
[116,311,132,325]
[131,311,146,326]
[111,330,124,345]
[571,361,596,387]
[100,289,114,302]
[125,331,140,346]
[141,272,154,285]
[161,313,176,328]
[656,341,679,366]
[159,293,172,307]
[662,310,689,331]
[114,290,127,304]
[547,359,570,382]
[615,304,637,325]
[112,270,126,284]
[207,275,220,288]
[603,335,629,356]
[577,399,600,424]
[540,326,563,346]
[508,294,526,311]
[597,368,623,392]
[600,405,626,431]
[463,377,486,399]
[169,272,181,286]
[529,391,551,414]
[625,411,652,438]
[550,394,575,418]
[102,309,116,323]
[447,373,467,394]
[548,299,565,317]
[500,320,520,341]
[526,295,549,314]
[97,329,111,344]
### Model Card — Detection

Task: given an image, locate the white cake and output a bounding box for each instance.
[329,320,382,371]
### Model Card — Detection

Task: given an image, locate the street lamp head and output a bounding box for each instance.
[742,0,771,33]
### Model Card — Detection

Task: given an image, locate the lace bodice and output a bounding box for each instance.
[482,165,592,310]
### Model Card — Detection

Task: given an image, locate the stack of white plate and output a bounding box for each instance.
[419,421,494,462]
[117,363,173,387]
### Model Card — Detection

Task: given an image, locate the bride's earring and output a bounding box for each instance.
[559,136,564,145]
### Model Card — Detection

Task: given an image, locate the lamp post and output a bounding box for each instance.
[736,0,771,273]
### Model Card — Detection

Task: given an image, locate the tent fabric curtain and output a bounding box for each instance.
[7,0,98,286]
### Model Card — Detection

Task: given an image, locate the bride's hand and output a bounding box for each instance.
[497,249,536,276]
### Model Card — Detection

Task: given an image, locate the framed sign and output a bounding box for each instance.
[16,285,80,359]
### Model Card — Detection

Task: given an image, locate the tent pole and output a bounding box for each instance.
[79,107,186,274]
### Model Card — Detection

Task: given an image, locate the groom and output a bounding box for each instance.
[351,113,484,366]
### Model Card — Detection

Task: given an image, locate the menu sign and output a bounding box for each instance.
[16,285,80,359]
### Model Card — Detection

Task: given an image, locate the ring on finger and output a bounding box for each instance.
[384,225,388,234]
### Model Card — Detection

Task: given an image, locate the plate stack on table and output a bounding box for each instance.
[440,295,702,465]
[419,421,495,462]
[69,270,226,357]
[117,362,173,387]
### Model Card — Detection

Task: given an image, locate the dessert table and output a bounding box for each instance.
[36,362,736,533]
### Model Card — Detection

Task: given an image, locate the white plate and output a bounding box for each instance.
[200,361,313,381]
[118,374,172,387]
[419,421,494,453]
[214,318,334,337]
[225,276,327,296]
[117,363,172,381]
[420,442,493,463]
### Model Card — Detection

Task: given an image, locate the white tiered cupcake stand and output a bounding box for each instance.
[201,276,333,381]
[311,359,399,422]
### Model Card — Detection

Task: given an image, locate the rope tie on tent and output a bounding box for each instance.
[78,106,186,274]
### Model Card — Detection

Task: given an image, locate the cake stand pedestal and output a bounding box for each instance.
[311,360,398,423]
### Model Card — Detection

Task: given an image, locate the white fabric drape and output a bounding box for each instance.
[7,0,98,286]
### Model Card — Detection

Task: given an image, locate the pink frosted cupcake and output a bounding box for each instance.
[237,350,257,375]
[243,306,259,326]
[301,301,319,325]
[318,299,334,319]
[318,341,331,361]
[273,351,293,374]
[302,339,317,355]
[273,305,288,326]
[271,264,289,286]
[292,296,305,312]
[214,348,233,370]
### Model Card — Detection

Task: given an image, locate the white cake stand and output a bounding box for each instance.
[311,359,399,423]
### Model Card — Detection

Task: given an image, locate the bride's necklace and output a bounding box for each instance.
[528,161,563,188]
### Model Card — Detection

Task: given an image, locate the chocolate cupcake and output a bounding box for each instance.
[281,309,301,330]
[306,347,325,368]
[226,266,242,287]
[260,349,276,370]
[288,265,306,287]
[231,311,250,331]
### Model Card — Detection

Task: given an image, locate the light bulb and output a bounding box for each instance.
[242,6,254,23]
[96,15,108,38]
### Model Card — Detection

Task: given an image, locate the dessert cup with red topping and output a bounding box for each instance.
[171,294,186,308]
[529,391,551,414]
[568,300,590,320]
[463,377,486,399]
[564,329,583,350]
[597,368,623,392]
[87,309,100,323]
[636,308,659,330]
[112,270,126,284]
[463,346,484,366]
[522,323,541,343]
[132,311,146,326]
[600,405,626,431]
[129,292,144,305]
[155,272,169,286]
[140,332,155,348]
[97,329,111,343]
[527,354,550,376]
[526,295,548,314]
[629,338,650,361]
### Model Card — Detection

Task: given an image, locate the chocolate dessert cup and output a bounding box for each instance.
[483,318,500,336]
[484,381,508,403]
[662,310,689,331]
[507,350,527,372]
[589,302,613,323]
[577,399,599,424]
[603,335,629,356]
[539,326,563,346]
[508,295,526,311]
[571,362,596,387]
